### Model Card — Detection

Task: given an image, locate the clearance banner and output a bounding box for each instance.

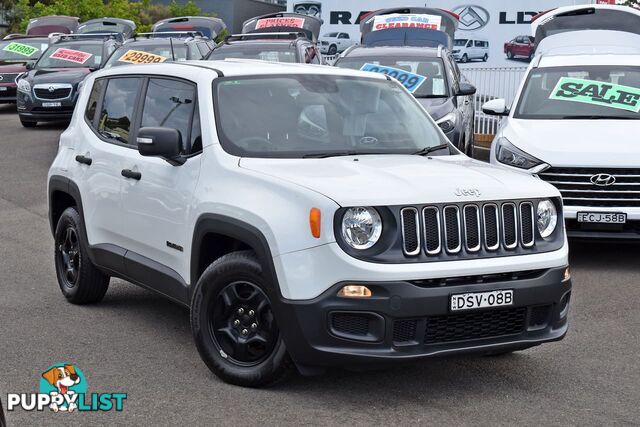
[372,14,442,31]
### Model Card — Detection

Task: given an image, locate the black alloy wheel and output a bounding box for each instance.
[208,280,278,366]
[57,226,80,289]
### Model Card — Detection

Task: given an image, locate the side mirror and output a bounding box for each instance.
[482,98,510,116]
[456,83,476,96]
[137,127,185,165]
[25,62,34,70]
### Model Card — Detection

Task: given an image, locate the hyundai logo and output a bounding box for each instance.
[590,173,616,186]
[453,5,490,31]
[48,86,56,93]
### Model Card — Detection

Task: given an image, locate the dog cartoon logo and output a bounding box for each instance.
[40,364,86,412]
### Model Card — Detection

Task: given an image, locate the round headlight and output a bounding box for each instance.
[537,199,557,238]
[341,207,382,250]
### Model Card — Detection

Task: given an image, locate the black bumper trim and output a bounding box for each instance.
[275,266,571,368]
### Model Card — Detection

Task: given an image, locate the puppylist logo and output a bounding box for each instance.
[7,363,126,413]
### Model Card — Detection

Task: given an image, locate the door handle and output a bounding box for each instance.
[75,155,92,166]
[121,169,141,180]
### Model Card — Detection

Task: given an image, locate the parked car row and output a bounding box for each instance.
[44,6,574,388]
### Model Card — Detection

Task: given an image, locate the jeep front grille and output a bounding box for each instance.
[401,201,538,257]
[539,167,640,207]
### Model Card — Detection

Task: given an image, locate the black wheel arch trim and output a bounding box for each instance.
[190,213,280,297]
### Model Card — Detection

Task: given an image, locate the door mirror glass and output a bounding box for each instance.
[482,98,509,116]
[456,82,476,96]
[137,127,184,164]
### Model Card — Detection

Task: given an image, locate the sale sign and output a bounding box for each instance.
[49,48,93,65]
[256,17,305,29]
[119,50,167,65]
[372,14,442,32]
[3,42,39,57]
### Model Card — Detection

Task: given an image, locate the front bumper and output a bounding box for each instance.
[0,84,17,103]
[275,266,571,369]
[563,206,640,239]
[16,88,77,122]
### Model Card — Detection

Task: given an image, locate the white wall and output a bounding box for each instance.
[288,0,593,67]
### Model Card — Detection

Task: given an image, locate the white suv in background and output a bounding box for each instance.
[48,60,571,387]
[319,32,356,55]
[486,5,640,239]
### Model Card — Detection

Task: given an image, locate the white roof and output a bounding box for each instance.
[531,4,640,34]
[95,59,388,81]
[537,30,640,57]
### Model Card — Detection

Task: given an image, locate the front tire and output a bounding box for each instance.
[190,251,294,387]
[328,44,337,55]
[461,54,468,63]
[506,50,513,59]
[54,207,109,304]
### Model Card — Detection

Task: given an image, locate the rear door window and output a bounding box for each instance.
[98,77,142,145]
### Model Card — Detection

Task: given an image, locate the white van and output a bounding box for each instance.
[452,38,489,63]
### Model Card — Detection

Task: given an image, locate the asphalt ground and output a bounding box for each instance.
[0,103,638,426]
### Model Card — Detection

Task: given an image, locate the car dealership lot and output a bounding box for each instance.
[0,103,638,424]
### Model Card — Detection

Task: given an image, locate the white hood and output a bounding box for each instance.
[240,154,558,207]
[503,119,640,168]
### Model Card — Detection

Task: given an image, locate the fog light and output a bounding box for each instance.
[562,267,571,282]
[338,285,372,298]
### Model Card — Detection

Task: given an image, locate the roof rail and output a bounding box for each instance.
[225,32,306,43]
[134,31,204,40]
[52,32,124,43]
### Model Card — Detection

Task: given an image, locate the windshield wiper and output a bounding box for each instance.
[560,115,638,120]
[414,94,449,99]
[303,151,388,158]
[413,143,451,156]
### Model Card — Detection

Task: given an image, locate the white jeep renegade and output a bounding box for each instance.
[48,60,571,387]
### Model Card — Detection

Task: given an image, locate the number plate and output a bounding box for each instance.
[0,87,7,92]
[577,212,626,224]
[42,102,61,108]
[450,290,513,311]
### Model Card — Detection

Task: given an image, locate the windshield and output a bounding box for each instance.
[454,39,468,47]
[335,56,448,97]
[105,44,188,67]
[213,75,449,158]
[78,22,132,35]
[0,39,48,61]
[36,43,104,68]
[208,45,297,63]
[156,26,213,39]
[323,32,337,37]
[515,65,640,119]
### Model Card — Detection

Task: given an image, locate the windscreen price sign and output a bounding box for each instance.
[49,48,92,65]
[3,42,39,57]
[256,17,305,29]
[550,77,640,113]
[372,14,442,31]
[360,63,426,93]
[119,50,167,65]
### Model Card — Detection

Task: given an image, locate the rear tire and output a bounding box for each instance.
[20,119,36,128]
[482,53,488,62]
[54,207,109,304]
[190,251,295,387]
